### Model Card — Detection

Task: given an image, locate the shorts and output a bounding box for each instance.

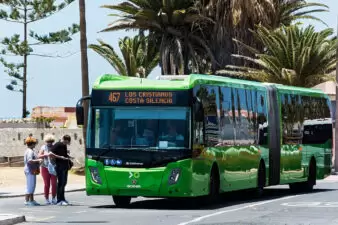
[25,172,36,194]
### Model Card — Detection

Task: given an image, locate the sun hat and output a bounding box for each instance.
[25,136,37,144]
[44,134,55,142]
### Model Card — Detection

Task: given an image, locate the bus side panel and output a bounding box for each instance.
[307,97,333,180]
[191,149,215,196]
[278,91,307,184]
[192,84,268,193]
[278,91,332,185]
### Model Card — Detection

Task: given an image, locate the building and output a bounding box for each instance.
[31,106,77,128]
[312,81,336,121]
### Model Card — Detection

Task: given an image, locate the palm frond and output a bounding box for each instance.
[224,24,336,87]
[88,41,127,76]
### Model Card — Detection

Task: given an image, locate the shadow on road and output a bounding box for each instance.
[90,187,335,211]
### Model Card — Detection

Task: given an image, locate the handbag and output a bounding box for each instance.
[26,152,40,175]
[67,159,74,170]
[47,157,57,176]
[29,163,40,175]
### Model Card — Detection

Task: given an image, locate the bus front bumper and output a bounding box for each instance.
[85,159,198,198]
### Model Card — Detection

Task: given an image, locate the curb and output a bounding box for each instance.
[0,188,85,199]
[0,214,25,225]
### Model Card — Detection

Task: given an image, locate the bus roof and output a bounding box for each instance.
[92,74,327,97]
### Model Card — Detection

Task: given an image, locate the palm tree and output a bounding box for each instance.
[100,0,216,75]
[270,0,329,28]
[218,25,336,87]
[89,35,159,78]
[197,0,329,72]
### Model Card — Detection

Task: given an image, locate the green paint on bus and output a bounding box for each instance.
[79,74,332,207]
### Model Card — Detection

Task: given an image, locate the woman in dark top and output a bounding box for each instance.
[51,135,72,206]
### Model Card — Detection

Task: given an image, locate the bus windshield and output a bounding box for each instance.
[91,107,190,150]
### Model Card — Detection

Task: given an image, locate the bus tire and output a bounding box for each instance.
[289,158,316,193]
[112,196,131,207]
[304,158,316,192]
[256,161,266,197]
[207,164,220,204]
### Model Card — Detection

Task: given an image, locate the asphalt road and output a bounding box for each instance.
[1,179,338,225]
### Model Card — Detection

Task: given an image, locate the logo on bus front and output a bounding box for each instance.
[129,171,140,179]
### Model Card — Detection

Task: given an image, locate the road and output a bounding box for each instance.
[0,179,338,225]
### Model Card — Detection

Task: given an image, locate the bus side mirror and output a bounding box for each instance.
[193,97,204,122]
[76,99,84,126]
[75,96,91,126]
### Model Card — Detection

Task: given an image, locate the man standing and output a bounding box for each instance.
[51,135,72,206]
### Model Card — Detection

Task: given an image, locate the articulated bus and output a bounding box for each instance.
[76,74,332,207]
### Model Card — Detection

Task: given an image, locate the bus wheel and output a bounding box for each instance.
[256,161,266,197]
[289,158,316,193]
[207,165,220,204]
[304,158,316,192]
[112,196,131,207]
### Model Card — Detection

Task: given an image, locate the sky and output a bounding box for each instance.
[0,0,337,118]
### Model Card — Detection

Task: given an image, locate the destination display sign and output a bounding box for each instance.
[91,90,190,106]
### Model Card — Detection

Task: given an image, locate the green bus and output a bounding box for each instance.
[76,74,333,207]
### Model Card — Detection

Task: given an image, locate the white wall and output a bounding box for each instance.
[0,128,85,166]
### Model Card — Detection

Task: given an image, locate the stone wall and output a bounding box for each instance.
[0,118,37,129]
[0,128,85,166]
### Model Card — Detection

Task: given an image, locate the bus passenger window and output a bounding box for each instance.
[197,85,220,147]
[219,87,235,146]
[257,91,268,145]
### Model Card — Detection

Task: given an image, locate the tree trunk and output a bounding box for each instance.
[22,0,28,118]
[334,16,338,174]
[183,31,189,74]
[79,0,89,145]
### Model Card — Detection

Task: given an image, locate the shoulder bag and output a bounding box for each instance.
[47,157,57,176]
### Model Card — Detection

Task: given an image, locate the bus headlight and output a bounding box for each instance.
[89,167,102,184]
[168,168,181,185]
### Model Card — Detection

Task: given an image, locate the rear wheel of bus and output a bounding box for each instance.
[207,164,220,204]
[289,158,316,193]
[256,161,266,197]
[112,196,132,207]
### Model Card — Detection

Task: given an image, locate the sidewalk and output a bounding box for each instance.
[0,214,25,225]
[321,174,338,181]
[0,167,85,198]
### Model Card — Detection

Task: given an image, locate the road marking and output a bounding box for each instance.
[74,210,87,214]
[19,208,57,213]
[98,209,159,213]
[281,202,338,207]
[177,195,300,225]
[318,180,338,183]
[70,201,85,204]
[31,216,55,222]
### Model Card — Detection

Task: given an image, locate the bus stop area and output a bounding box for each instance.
[0,167,85,198]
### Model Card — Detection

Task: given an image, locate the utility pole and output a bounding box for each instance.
[335,15,338,175]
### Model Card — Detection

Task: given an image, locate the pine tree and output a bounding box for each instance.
[0,0,79,118]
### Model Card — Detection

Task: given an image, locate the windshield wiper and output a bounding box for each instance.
[117,147,158,152]
[94,145,114,160]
